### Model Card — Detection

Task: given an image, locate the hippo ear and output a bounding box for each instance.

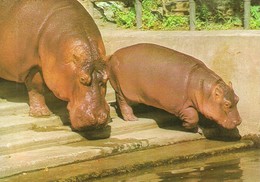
[103,70,108,80]
[73,54,82,65]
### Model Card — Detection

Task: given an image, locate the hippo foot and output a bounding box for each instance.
[29,106,52,117]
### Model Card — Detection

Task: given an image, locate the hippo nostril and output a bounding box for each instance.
[100,112,108,120]
[96,112,108,124]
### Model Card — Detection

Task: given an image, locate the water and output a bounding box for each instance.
[95,149,260,182]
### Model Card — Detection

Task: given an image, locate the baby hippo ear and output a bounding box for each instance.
[228,81,233,90]
[214,84,224,102]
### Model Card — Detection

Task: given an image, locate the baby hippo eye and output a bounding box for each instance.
[224,100,232,108]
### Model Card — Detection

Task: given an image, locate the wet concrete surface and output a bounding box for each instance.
[3,140,254,182]
[95,149,260,182]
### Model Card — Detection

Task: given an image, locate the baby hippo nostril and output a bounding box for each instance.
[232,119,241,126]
[237,119,242,125]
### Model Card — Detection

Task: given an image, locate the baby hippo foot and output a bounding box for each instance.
[29,104,52,117]
[182,121,199,133]
[122,112,138,121]
[180,107,199,133]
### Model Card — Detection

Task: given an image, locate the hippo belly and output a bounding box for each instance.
[108,43,241,130]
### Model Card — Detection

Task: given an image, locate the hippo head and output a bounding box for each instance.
[42,37,110,131]
[66,59,110,131]
[202,81,241,129]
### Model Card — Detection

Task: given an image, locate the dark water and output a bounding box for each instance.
[95,149,260,182]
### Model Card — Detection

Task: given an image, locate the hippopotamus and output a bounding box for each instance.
[0,0,110,131]
[108,43,241,130]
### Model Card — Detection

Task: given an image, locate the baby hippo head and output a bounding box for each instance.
[204,81,241,129]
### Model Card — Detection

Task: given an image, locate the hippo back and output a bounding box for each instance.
[109,43,218,112]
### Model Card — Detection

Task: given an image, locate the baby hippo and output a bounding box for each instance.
[107,43,241,130]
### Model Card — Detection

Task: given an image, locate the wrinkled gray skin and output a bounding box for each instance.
[0,0,110,131]
[108,43,242,130]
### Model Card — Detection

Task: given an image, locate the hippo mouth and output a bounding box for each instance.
[67,101,110,131]
[217,119,241,130]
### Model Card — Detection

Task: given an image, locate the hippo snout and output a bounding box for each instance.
[68,104,110,131]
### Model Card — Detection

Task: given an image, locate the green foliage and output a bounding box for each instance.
[109,1,260,30]
[162,16,189,30]
[110,0,188,30]
[250,6,260,29]
[141,0,161,29]
[195,0,243,30]
[111,5,136,28]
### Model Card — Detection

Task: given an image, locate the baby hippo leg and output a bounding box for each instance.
[116,92,138,121]
[180,107,199,131]
[25,67,52,117]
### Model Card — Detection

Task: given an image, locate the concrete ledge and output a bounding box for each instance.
[0,115,63,135]
[0,116,203,178]
[0,102,29,116]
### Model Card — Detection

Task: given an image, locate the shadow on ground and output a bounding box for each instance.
[0,78,112,140]
[0,78,240,141]
[0,78,70,124]
[111,102,241,141]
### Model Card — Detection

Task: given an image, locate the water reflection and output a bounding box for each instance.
[94,150,260,182]
[157,159,243,181]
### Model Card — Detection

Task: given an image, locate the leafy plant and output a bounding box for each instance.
[250,6,260,29]
[162,16,189,30]
[108,1,259,30]
[111,5,136,28]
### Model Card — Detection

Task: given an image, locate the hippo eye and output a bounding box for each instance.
[99,82,105,87]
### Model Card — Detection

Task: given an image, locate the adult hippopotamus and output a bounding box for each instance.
[108,43,241,130]
[0,0,110,131]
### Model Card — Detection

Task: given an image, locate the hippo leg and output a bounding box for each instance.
[180,107,199,130]
[115,92,138,121]
[25,67,52,117]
